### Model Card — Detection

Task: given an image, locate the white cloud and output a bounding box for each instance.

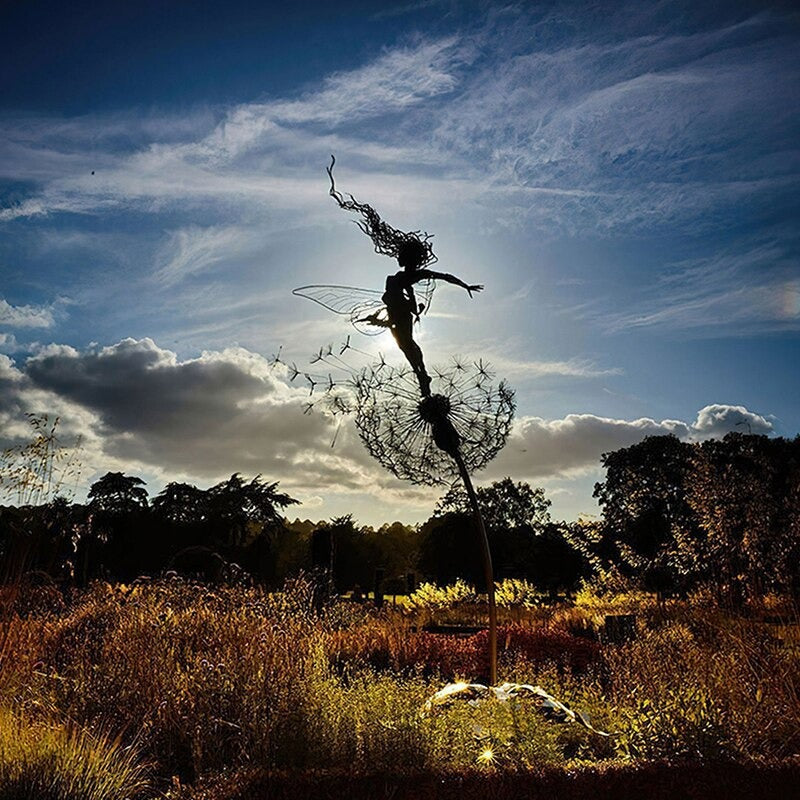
[0,298,55,328]
[486,412,690,480]
[484,403,773,481]
[690,404,772,439]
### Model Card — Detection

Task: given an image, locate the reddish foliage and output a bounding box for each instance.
[328,623,600,678]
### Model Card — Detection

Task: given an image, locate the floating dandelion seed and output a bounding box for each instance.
[351,359,515,486]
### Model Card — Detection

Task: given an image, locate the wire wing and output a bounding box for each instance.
[292,284,389,336]
[415,278,436,314]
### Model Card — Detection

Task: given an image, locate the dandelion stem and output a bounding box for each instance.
[452,448,497,686]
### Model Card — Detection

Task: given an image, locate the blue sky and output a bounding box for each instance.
[1,0,798,524]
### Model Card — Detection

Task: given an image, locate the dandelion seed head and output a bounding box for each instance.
[351,359,515,485]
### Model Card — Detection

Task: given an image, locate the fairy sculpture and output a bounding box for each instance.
[291,156,512,685]
[293,156,483,397]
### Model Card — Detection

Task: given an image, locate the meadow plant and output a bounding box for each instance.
[0,707,149,800]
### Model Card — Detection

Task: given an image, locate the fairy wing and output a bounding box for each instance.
[293,284,382,315]
[415,278,436,315]
[292,284,389,336]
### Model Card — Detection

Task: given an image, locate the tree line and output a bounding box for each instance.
[1,418,797,603]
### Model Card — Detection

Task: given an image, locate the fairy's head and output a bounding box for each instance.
[397,236,434,271]
[327,155,437,270]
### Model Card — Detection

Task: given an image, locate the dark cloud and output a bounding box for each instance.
[1,338,776,515]
[24,338,345,481]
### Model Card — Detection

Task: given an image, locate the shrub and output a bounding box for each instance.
[405,580,478,614]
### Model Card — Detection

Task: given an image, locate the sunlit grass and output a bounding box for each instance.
[0,707,149,800]
[0,575,797,798]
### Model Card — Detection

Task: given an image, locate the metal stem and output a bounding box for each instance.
[453,449,497,686]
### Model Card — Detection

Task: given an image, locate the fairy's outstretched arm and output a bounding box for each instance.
[413,269,484,298]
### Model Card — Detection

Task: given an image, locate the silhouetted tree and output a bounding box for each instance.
[312,515,372,592]
[594,435,703,596]
[686,433,799,606]
[435,477,551,531]
[80,472,150,581]
[88,472,149,515]
[206,473,298,551]
[372,521,420,579]
[527,522,592,598]
[152,482,208,527]
[427,478,568,590]
[418,511,483,588]
[0,498,80,583]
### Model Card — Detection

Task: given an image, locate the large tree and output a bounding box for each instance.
[83,472,150,581]
[152,482,209,527]
[88,472,148,516]
[206,473,298,551]
[434,477,551,531]
[686,433,800,605]
[593,435,703,595]
[423,478,573,591]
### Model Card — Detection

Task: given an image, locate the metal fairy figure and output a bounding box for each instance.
[293,156,483,397]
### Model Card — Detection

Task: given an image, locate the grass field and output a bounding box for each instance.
[1,575,798,799]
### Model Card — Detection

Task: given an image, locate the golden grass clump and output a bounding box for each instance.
[0,707,149,800]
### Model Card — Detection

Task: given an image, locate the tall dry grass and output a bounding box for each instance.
[0,708,149,800]
[0,574,798,798]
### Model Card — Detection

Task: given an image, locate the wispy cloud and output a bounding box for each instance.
[600,242,800,334]
[0,35,471,223]
[0,333,19,352]
[481,355,623,379]
[2,5,796,238]
[152,225,261,287]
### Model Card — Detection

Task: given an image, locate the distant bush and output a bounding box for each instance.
[405,579,478,612]
[495,578,544,608]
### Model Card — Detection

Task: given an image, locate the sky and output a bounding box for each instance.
[1,0,798,525]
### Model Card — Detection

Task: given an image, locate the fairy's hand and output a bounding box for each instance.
[467,284,484,297]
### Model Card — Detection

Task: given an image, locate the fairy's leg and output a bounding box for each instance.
[411,341,432,397]
[391,320,432,397]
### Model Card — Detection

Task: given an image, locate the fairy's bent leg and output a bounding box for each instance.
[391,325,432,397]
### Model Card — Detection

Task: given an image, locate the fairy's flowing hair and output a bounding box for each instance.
[327,155,437,267]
